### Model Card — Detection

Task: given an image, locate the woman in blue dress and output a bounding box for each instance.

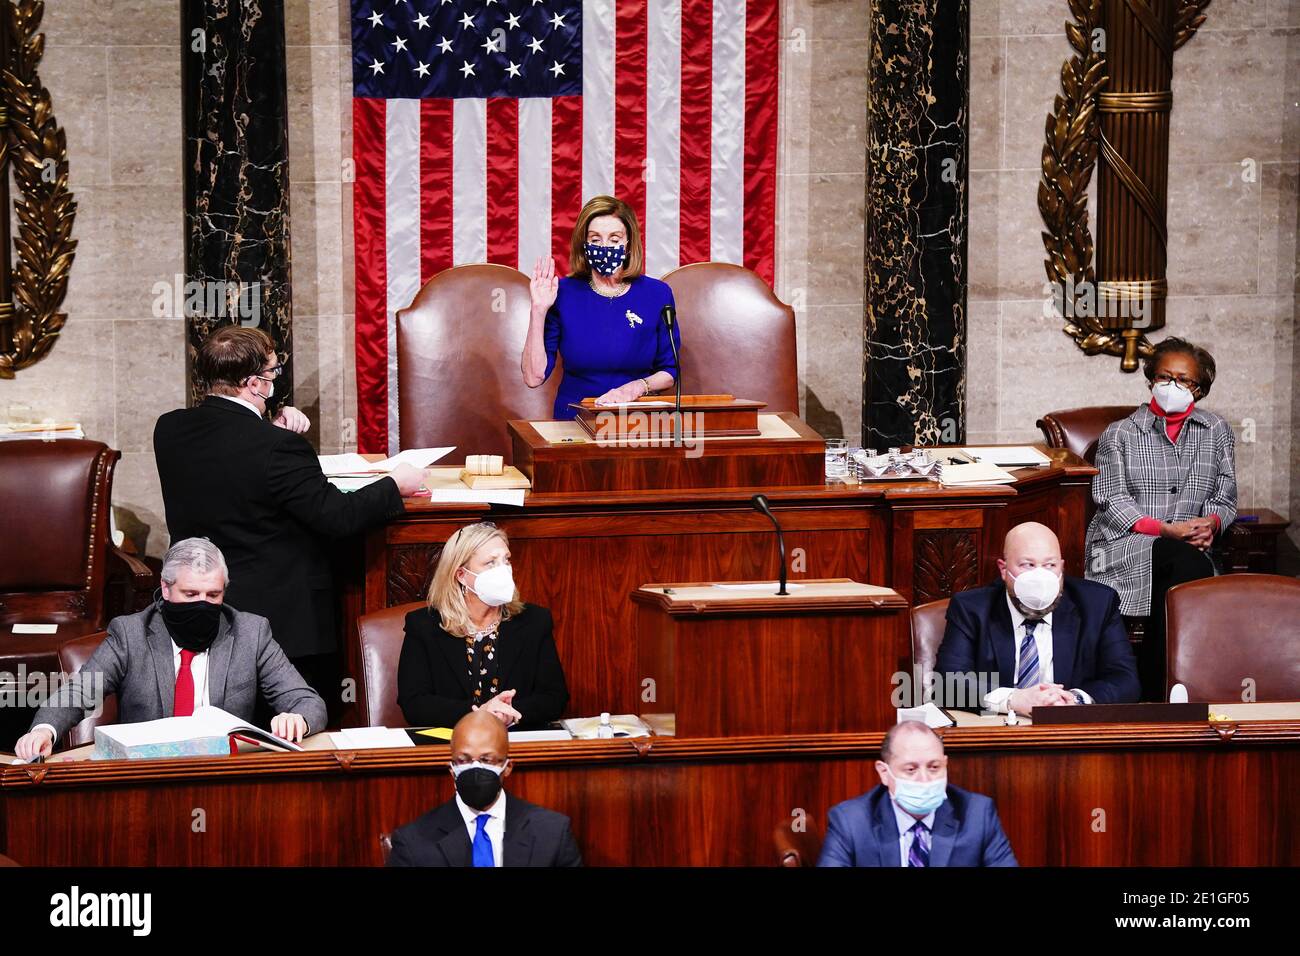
[521,195,681,418]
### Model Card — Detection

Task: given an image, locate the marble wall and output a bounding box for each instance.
[968,0,1299,552]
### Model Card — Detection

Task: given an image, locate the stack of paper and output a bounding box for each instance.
[560,715,651,739]
[92,706,302,759]
[939,461,1017,486]
[319,446,454,476]
[960,445,1051,467]
[0,422,85,441]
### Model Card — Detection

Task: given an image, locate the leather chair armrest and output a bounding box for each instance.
[106,544,157,616]
[773,821,818,868]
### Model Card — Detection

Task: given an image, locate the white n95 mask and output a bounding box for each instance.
[465,564,515,607]
[1011,566,1061,611]
[1152,380,1193,414]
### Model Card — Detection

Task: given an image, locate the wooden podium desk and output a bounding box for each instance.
[3,705,1297,866]
[634,580,909,734]
[341,440,1095,725]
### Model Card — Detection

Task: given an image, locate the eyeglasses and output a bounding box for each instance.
[1153,373,1198,389]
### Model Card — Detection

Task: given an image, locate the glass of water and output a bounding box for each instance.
[824,438,849,480]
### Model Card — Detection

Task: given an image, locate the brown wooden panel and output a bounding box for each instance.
[4,721,1296,866]
[913,508,984,529]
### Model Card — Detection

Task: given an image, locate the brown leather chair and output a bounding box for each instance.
[56,630,115,749]
[356,601,424,728]
[1166,574,1300,702]
[1035,405,1135,465]
[773,814,822,867]
[910,598,951,704]
[0,440,154,673]
[663,262,799,414]
[396,264,557,461]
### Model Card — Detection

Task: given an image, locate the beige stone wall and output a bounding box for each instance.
[970,0,1299,549]
[4,0,1295,558]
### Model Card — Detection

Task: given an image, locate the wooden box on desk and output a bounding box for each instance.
[509,409,826,494]
[632,578,909,736]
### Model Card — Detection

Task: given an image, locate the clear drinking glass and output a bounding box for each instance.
[824,438,849,479]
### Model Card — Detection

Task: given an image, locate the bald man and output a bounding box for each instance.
[818,721,1017,867]
[386,711,582,867]
[935,521,1139,714]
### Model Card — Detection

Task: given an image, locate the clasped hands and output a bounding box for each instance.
[473,688,522,727]
[1160,516,1217,551]
[1008,683,1077,714]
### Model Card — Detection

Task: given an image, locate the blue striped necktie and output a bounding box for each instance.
[472,813,494,867]
[1016,619,1041,688]
[907,820,930,867]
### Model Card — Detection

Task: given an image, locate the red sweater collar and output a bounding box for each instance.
[1149,397,1194,425]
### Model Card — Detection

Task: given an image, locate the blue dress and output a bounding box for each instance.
[544,275,682,420]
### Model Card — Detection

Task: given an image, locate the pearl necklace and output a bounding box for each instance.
[589,277,630,299]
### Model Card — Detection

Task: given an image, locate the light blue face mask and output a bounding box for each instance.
[892,774,948,816]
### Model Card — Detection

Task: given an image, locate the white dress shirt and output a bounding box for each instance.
[34,639,211,742]
[892,799,937,867]
[455,790,506,867]
[982,594,1090,712]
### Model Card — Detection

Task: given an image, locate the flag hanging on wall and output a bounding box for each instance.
[350,0,780,454]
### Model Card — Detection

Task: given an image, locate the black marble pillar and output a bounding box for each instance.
[181,0,293,407]
[863,0,969,449]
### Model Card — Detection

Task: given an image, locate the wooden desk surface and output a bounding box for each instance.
[4,709,1297,866]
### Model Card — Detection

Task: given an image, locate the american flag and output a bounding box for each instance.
[350,0,781,454]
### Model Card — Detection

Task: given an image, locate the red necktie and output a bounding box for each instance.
[174,649,196,717]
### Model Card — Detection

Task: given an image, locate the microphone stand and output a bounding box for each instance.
[661,305,683,447]
[751,494,789,596]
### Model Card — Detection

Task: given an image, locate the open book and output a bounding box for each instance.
[93,706,302,760]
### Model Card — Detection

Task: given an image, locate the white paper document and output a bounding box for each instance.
[318,453,375,476]
[507,729,573,743]
[896,702,955,729]
[960,446,1051,467]
[939,461,1017,486]
[328,475,388,492]
[12,623,59,634]
[331,727,415,750]
[319,447,454,476]
[424,488,525,507]
[713,582,807,591]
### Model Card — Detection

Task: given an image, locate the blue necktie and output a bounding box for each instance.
[472,813,494,868]
[1016,619,1041,688]
[907,820,930,867]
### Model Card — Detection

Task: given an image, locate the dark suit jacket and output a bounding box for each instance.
[934,576,1140,709]
[154,396,406,658]
[387,795,583,867]
[817,784,1017,867]
[397,603,569,730]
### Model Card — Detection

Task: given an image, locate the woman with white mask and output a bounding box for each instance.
[1084,337,1237,700]
[398,522,569,729]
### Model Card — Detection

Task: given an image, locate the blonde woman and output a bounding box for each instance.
[397,522,568,729]
[520,194,681,417]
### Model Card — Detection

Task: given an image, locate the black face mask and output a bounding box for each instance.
[159,599,223,652]
[453,766,504,810]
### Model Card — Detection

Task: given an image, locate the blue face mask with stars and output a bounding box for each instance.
[585,242,626,277]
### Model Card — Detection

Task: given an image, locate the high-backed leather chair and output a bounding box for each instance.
[663,262,799,414]
[1035,405,1135,465]
[773,814,822,867]
[356,601,424,728]
[1166,574,1300,702]
[397,264,556,461]
[56,630,115,748]
[0,440,154,673]
[910,598,951,704]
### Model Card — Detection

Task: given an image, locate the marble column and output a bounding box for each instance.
[181,1,293,406]
[863,0,969,449]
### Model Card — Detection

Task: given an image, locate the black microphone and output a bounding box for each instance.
[751,494,789,596]
[661,304,683,446]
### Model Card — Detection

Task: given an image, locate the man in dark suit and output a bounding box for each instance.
[154,326,424,704]
[387,710,582,867]
[934,521,1140,714]
[818,721,1016,867]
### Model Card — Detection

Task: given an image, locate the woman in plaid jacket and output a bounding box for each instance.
[1084,337,1237,700]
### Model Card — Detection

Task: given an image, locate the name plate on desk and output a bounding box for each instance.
[1031,702,1210,724]
[509,411,826,493]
